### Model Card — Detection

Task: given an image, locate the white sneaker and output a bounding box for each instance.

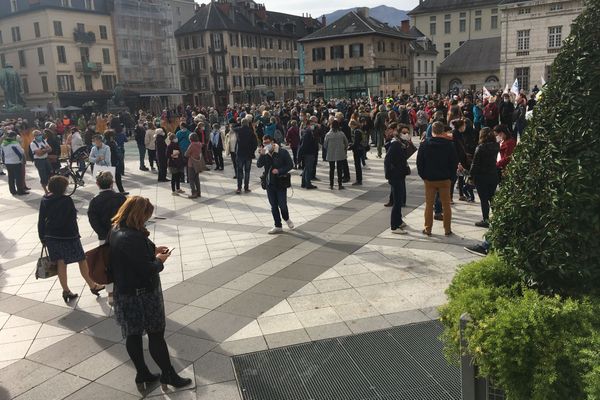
[286,219,295,229]
[392,228,408,235]
[268,227,284,234]
[400,222,408,229]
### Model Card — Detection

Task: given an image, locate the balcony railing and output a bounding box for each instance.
[208,46,227,54]
[75,61,103,74]
[209,67,229,75]
[73,30,96,44]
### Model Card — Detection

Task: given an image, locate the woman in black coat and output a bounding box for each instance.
[384,130,409,234]
[469,127,500,227]
[109,196,191,390]
[155,128,168,182]
[104,130,127,194]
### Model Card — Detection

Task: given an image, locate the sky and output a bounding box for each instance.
[244,1,419,18]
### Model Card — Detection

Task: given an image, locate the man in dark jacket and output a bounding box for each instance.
[88,171,126,241]
[234,118,258,194]
[134,123,148,171]
[384,130,409,234]
[416,121,458,236]
[298,120,318,190]
[499,93,515,130]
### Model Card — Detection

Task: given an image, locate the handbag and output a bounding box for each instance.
[278,173,292,189]
[35,246,58,279]
[190,155,207,174]
[86,243,113,284]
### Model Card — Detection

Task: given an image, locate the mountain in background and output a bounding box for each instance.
[321,5,409,27]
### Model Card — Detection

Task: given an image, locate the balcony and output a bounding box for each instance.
[208,46,227,54]
[209,67,229,75]
[75,61,103,75]
[73,30,96,45]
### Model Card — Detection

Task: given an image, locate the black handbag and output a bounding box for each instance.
[278,173,291,189]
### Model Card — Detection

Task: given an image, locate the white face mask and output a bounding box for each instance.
[173,138,178,143]
[264,143,273,153]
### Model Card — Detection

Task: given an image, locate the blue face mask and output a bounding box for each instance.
[35,135,44,142]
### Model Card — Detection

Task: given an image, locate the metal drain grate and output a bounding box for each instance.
[233,320,460,400]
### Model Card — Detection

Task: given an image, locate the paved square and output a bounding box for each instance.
[0,142,485,399]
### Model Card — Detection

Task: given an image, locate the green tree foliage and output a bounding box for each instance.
[488,0,600,296]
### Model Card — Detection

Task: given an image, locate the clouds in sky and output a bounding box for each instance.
[257,0,419,17]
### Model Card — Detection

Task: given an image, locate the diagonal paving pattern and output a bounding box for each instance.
[0,142,486,399]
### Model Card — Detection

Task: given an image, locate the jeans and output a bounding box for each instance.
[267,187,289,228]
[6,163,24,194]
[302,154,315,187]
[390,180,406,230]
[236,158,252,190]
[213,150,224,170]
[34,159,52,186]
[171,171,182,191]
[375,129,384,157]
[341,159,350,181]
[291,147,298,167]
[157,157,167,181]
[189,169,201,195]
[424,179,452,234]
[328,161,343,187]
[230,152,237,177]
[474,174,498,221]
[352,149,363,183]
[137,144,146,168]
[312,151,318,179]
[147,149,156,169]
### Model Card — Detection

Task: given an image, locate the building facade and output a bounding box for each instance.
[175,1,321,109]
[300,8,413,99]
[499,0,583,91]
[0,0,119,108]
[408,27,438,95]
[408,0,501,69]
[168,0,197,31]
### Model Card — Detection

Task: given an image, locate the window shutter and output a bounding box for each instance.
[360,44,364,57]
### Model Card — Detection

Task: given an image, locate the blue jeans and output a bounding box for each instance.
[302,154,315,187]
[390,180,405,230]
[236,158,252,190]
[267,187,289,228]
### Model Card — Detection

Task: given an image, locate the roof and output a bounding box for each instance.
[299,10,414,42]
[437,37,500,74]
[408,0,499,16]
[0,0,110,19]
[410,38,438,55]
[175,1,321,38]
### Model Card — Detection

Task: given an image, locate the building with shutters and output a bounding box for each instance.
[299,8,413,99]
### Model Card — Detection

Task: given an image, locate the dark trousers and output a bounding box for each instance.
[137,144,146,168]
[352,149,362,183]
[6,163,24,194]
[126,331,171,375]
[189,169,201,195]
[302,155,315,187]
[390,180,406,229]
[236,158,252,190]
[267,187,289,228]
[475,174,498,221]
[157,157,167,181]
[115,167,125,193]
[328,161,343,187]
[213,149,224,170]
[311,151,318,179]
[291,147,298,167]
[171,171,182,191]
[34,159,52,186]
[147,149,156,169]
[230,152,237,177]
[341,159,350,181]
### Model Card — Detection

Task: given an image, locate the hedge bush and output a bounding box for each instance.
[488,0,600,296]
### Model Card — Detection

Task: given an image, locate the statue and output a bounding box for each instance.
[0,65,26,108]
[112,84,124,106]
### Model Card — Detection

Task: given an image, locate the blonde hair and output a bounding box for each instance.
[112,196,154,233]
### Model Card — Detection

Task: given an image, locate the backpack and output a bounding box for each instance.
[28,141,37,161]
[484,103,497,120]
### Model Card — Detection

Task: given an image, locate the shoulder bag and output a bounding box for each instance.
[86,243,113,285]
[35,245,58,279]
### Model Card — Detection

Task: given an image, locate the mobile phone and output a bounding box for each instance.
[167,247,176,255]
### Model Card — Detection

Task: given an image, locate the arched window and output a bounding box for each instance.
[484,75,499,90]
[449,78,462,91]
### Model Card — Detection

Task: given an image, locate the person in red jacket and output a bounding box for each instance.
[494,124,517,182]
[285,120,300,169]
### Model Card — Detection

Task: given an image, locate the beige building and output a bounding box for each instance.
[175,0,322,109]
[408,0,501,69]
[0,0,119,108]
[408,27,438,94]
[168,0,197,31]
[300,8,413,99]
[499,0,583,91]
[438,37,500,93]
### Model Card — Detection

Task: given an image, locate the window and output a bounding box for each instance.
[41,76,48,92]
[278,39,282,50]
[430,16,436,35]
[233,76,242,87]
[11,27,21,42]
[313,69,325,85]
[349,43,363,58]
[548,26,562,48]
[550,3,563,11]
[417,60,421,75]
[515,67,530,91]
[34,22,41,38]
[459,41,465,46]
[444,42,451,58]
[0,54,5,68]
[231,55,240,68]
[22,78,28,94]
[475,10,482,16]
[212,33,222,50]
[76,23,85,32]
[517,29,530,51]
[57,46,67,63]
[84,75,93,91]
[377,41,386,52]
[424,61,427,73]
[10,0,17,12]
[99,25,107,39]
[60,0,72,6]
[445,20,451,34]
[102,48,110,64]
[0,31,2,44]
[459,18,466,32]
[475,17,481,31]
[37,48,45,65]
[18,50,26,67]
[491,15,498,29]
[518,8,531,14]
[312,47,325,61]
[84,0,95,10]
[53,21,63,36]
[330,45,344,59]
[57,75,75,91]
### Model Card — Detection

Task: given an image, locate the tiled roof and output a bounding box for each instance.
[0,0,110,19]
[408,0,499,15]
[175,1,321,38]
[299,10,414,42]
[437,37,500,74]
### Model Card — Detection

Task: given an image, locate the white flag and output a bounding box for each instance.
[541,76,546,86]
[482,86,491,100]
[511,79,520,96]
[503,83,510,94]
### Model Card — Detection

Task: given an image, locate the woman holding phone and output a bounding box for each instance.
[109,196,191,391]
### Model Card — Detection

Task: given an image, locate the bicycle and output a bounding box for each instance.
[56,146,91,196]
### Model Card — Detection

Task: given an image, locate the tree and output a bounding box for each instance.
[489,0,600,296]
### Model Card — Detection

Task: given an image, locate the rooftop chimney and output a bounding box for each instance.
[356,7,369,18]
[321,15,326,26]
[400,19,410,33]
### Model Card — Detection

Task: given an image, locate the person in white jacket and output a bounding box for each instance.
[144,123,157,171]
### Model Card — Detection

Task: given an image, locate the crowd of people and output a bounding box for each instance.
[0,88,530,390]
